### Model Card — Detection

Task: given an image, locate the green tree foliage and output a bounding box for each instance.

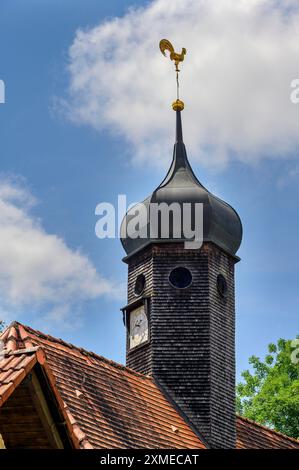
[237,337,299,439]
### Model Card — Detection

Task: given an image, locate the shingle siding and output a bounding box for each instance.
[126,251,153,375]
[125,242,237,448]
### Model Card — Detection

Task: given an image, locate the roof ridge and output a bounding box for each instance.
[7,321,152,382]
[4,346,41,356]
[237,415,299,444]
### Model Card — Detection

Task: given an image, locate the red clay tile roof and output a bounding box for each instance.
[0,321,298,449]
[0,322,205,449]
[0,348,40,406]
[236,415,299,449]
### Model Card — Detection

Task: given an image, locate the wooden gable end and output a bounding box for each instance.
[0,366,72,449]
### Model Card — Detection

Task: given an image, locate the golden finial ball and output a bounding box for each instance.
[172,99,185,111]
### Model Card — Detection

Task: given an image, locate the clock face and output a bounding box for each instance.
[129,305,148,349]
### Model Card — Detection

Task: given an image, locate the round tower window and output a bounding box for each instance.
[217,274,228,298]
[169,267,192,289]
[134,274,146,296]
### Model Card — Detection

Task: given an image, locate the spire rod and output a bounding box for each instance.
[159,39,186,111]
[176,108,183,142]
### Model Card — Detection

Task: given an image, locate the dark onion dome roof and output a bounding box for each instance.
[121,110,242,260]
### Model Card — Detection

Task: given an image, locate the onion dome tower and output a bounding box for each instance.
[121,40,242,449]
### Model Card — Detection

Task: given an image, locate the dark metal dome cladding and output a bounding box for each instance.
[121,109,242,259]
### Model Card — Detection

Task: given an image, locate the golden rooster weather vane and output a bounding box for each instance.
[159,39,186,111]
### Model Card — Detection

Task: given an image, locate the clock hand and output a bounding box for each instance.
[134,318,143,328]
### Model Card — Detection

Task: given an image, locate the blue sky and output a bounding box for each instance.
[0,0,298,379]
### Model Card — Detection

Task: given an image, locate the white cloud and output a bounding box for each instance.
[63,0,299,168]
[0,176,122,327]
